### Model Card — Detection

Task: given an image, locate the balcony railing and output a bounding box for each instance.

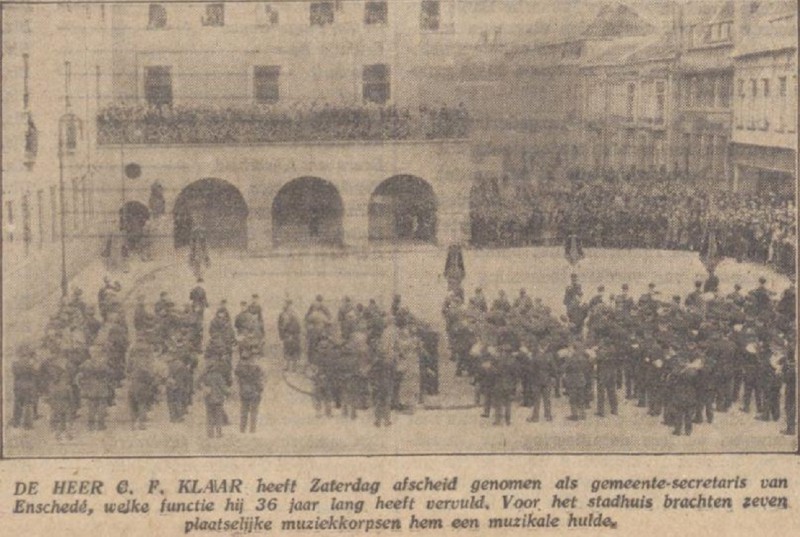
[97,104,470,145]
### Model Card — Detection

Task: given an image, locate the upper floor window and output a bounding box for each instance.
[735,78,744,129]
[626,82,636,121]
[310,2,335,26]
[254,66,280,104]
[64,118,79,152]
[202,3,224,27]
[262,3,279,26]
[363,64,390,104]
[720,22,732,41]
[718,76,730,108]
[144,66,173,107]
[365,1,388,25]
[22,53,30,110]
[148,3,167,29]
[420,0,440,31]
[25,114,38,160]
[654,80,666,125]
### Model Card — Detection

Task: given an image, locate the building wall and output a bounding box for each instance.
[731,47,798,193]
[94,139,474,250]
[2,4,112,312]
[110,1,460,109]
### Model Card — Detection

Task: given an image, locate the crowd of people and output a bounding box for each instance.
[470,169,796,276]
[10,276,442,439]
[97,102,470,145]
[441,273,796,436]
[284,294,439,426]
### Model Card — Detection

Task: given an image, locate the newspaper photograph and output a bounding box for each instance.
[1,0,797,535]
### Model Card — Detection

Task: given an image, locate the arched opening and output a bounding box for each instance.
[119,201,150,252]
[173,178,248,249]
[368,175,437,243]
[272,177,344,247]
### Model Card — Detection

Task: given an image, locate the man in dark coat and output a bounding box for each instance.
[278,300,302,371]
[76,351,111,431]
[198,362,229,439]
[703,267,720,294]
[235,353,264,433]
[444,244,465,294]
[669,351,700,436]
[563,342,589,421]
[782,344,796,435]
[526,342,555,422]
[190,279,209,314]
[12,343,39,430]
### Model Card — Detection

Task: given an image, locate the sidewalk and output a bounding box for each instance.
[2,253,178,355]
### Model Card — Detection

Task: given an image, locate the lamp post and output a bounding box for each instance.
[58,112,77,297]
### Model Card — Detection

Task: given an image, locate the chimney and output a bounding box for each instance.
[734,1,760,41]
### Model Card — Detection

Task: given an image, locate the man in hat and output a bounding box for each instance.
[563,274,582,309]
[250,294,265,337]
[234,301,250,336]
[685,280,704,311]
[12,343,39,430]
[491,337,518,426]
[76,349,112,431]
[615,283,635,316]
[306,295,331,321]
[190,278,209,314]
[235,352,264,433]
[782,342,796,435]
[198,361,229,439]
[703,267,719,294]
[748,277,773,317]
[588,285,605,311]
[278,300,302,372]
[166,349,192,423]
[563,341,589,421]
[469,287,488,313]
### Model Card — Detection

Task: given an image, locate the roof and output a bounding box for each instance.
[734,4,798,57]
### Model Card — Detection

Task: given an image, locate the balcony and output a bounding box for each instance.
[96,104,470,146]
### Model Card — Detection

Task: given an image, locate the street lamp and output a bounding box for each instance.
[57,111,78,297]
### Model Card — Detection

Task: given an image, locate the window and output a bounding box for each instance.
[735,79,745,129]
[778,76,787,131]
[721,22,731,41]
[22,194,31,254]
[254,66,280,104]
[655,81,665,125]
[37,190,44,248]
[790,76,797,133]
[420,0,440,31]
[144,66,172,106]
[72,179,79,231]
[310,2,334,26]
[365,1,388,25]
[263,3,279,25]
[626,82,635,121]
[748,78,757,129]
[95,65,102,108]
[25,114,38,160]
[22,53,30,110]
[50,186,57,242]
[719,76,730,108]
[65,119,78,152]
[5,201,14,243]
[148,3,167,29]
[202,3,224,27]
[363,64,390,104]
[760,78,770,130]
[702,77,715,107]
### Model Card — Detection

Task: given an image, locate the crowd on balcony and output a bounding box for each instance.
[96,102,470,145]
[470,169,796,276]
